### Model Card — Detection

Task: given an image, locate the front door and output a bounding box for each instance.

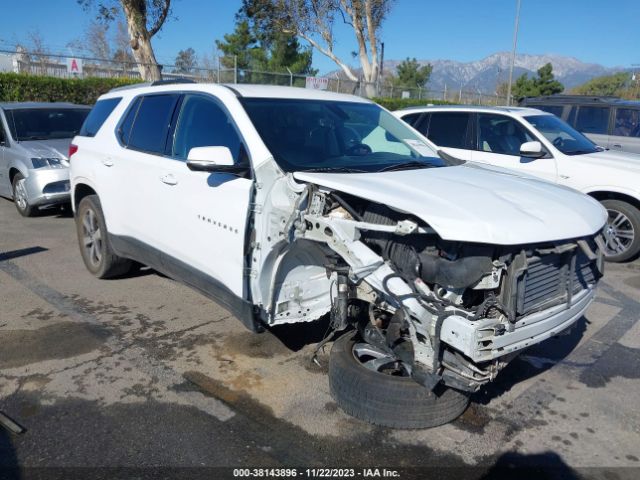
[152,93,253,298]
[471,113,558,183]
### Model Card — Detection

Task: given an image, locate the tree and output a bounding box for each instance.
[27,31,50,75]
[512,62,564,100]
[174,47,197,74]
[216,2,316,83]
[78,0,172,81]
[247,0,392,97]
[389,57,432,88]
[573,72,631,96]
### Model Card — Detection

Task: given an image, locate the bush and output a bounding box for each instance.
[0,73,141,105]
[373,97,454,111]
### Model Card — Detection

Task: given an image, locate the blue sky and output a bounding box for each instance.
[1,0,638,73]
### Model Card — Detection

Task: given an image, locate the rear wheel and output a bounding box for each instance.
[601,199,640,262]
[329,332,469,429]
[76,195,132,278]
[12,173,35,217]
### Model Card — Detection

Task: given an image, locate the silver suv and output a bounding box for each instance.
[0,102,90,216]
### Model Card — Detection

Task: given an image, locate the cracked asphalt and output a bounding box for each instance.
[1,198,640,479]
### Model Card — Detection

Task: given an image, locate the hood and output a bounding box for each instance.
[294,164,607,245]
[19,138,73,160]
[573,149,640,175]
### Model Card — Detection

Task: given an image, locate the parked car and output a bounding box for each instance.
[0,102,91,216]
[395,105,640,262]
[519,95,640,154]
[70,82,606,428]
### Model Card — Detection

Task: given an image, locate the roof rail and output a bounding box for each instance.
[150,78,197,86]
[109,82,151,93]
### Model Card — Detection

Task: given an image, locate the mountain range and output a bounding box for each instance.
[331,52,626,93]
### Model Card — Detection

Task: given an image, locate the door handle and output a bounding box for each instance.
[612,144,622,149]
[101,159,114,167]
[160,174,178,186]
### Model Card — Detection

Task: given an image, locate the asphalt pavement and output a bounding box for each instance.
[1,198,640,479]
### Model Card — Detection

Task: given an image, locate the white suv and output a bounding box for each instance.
[70,82,606,428]
[394,105,640,262]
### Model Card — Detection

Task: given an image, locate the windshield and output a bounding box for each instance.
[241,98,450,172]
[524,114,599,155]
[8,108,90,141]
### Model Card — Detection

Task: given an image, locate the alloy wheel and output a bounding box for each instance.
[14,178,28,211]
[604,208,635,257]
[352,342,410,376]
[82,208,103,267]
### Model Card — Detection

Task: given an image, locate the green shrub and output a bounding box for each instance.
[0,73,142,105]
[373,97,454,111]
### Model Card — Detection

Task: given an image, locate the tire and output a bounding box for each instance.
[601,199,640,263]
[75,195,132,278]
[12,173,35,217]
[329,332,469,429]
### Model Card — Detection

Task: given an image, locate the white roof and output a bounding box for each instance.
[394,104,550,118]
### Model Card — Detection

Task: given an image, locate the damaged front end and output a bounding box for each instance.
[249,170,604,393]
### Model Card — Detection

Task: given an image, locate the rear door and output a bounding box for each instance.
[111,93,181,248]
[414,111,474,160]
[610,107,640,153]
[472,113,558,182]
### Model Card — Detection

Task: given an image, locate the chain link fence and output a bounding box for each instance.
[0,49,511,106]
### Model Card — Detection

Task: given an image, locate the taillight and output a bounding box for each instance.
[68,144,78,159]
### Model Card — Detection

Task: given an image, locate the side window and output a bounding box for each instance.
[575,106,609,134]
[172,94,243,162]
[477,114,535,156]
[127,94,180,154]
[79,97,121,137]
[426,112,470,148]
[613,108,640,138]
[118,97,141,145]
[532,104,564,117]
[401,112,423,127]
[0,120,6,145]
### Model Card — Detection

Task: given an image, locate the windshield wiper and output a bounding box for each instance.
[18,135,50,141]
[301,166,368,173]
[378,161,437,172]
[564,149,596,155]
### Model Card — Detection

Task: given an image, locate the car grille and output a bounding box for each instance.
[515,247,600,317]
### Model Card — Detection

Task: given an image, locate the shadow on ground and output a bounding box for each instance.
[472,316,589,406]
[480,451,580,480]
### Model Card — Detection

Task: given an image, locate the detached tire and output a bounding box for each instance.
[601,199,640,263]
[329,332,469,429]
[76,195,132,278]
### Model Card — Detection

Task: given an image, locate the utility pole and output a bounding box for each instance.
[506,0,521,106]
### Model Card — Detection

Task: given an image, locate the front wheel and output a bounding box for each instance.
[329,332,469,429]
[601,199,640,262]
[12,173,35,217]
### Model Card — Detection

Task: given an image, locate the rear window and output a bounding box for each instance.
[125,94,180,154]
[8,108,90,141]
[79,98,121,137]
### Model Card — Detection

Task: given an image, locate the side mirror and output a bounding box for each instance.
[520,141,546,159]
[186,146,234,169]
[186,146,251,176]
